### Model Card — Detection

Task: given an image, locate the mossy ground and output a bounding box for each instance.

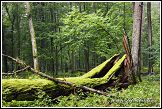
[2,73,160,107]
[2,55,160,107]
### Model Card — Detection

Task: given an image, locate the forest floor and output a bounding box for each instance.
[2,68,160,107]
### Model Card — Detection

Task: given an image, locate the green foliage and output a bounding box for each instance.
[53,93,107,107]
[2,71,42,79]
[60,7,125,58]
[2,2,159,76]
[2,2,160,107]
[2,73,160,107]
[56,74,159,107]
[2,100,34,107]
[2,90,54,107]
[112,74,160,107]
[141,3,160,67]
[141,66,160,74]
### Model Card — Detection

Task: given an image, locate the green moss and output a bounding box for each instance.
[2,79,56,92]
[2,79,58,101]
[2,78,108,101]
[3,54,127,101]
[81,54,119,78]
[59,77,107,87]
[60,54,126,86]
[2,72,160,107]
[103,54,126,80]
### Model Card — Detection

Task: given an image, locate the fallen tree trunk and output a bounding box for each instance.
[81,54,120,78]
[2,54,127,101]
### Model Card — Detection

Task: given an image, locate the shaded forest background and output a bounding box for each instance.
[2,2,161,107]
[2,2,160,77]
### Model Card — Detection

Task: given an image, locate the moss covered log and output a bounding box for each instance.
[2,54,126,101]
[81,54,120,78]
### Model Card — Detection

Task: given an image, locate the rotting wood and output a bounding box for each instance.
[2,54,111,97]
[2,54,127,101]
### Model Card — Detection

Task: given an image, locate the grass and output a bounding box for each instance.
[2,72,160,107]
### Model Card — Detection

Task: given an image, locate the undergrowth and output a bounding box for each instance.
[2,73,160,107]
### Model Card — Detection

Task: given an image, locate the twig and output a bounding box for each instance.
[2,66,30,75]
[2,73,14,75]
[14,66,30,74]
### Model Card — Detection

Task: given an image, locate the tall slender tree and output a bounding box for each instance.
[4,3,15,71]
[26,2,39,71]
[131,2,143,83]
[138,2,143,82]
[147,2,153,74]
[50,3,55,74]
[15,3,21,70]
[2,25,8,73]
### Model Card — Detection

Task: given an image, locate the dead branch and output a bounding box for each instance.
[2,66,30,75]
[2,54,108,96]
[2,73,14,75]
[14,66,30,74]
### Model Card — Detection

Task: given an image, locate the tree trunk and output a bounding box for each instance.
[50,4,55,74]
[71,50,75,72]
[131,2,143,83]
[54,3,59,75]
[147,2,153,74]
[93,2,96,13]
[79,2,82,12]
[15,3,21,70]
[40,3,46,72]
[55,46,58,75]
[2,54,127,101]
[2,25,8,73]
[140,4,145,69]
[78,47,81,70]
[137,2,143,82]
[11,22,14,71]
[50,37,55,74]
[84,42,90,72]
[4,3,15,71]
[26,2,39,71]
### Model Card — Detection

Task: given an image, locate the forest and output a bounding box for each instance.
[1,1,160,107]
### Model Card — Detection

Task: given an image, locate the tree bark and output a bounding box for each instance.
[40,3,46,72]
[11,23,14,71]
[140,4,145,69]
[50,3,55,74]
[71,50,75,72]
[84,42,90,72]
[15,3,21,70]
[26,2,39,71]
[55,46,58,75]
[137,2,143,82]
[2,25,8,73]
[147,2,153,74]
[131,2,143,83]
